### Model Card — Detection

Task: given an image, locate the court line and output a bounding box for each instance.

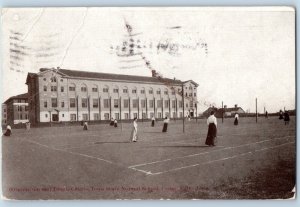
[129,135,295,168]
[21,138,115,164]
[148,141,295,176]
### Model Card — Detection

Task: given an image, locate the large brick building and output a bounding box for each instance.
[26,68,198,124]
[2,93,29,127]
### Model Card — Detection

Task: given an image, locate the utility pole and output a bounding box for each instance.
[182,84,185,133]
[222,101,224,123]
[256,98,258,123]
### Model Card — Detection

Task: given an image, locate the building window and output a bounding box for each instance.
[190,101,193,107]
[60,79,63,82]
[142,113,147,119]
[51,77,56,82]
[150,112,154,118]
[92,87,98,92]
[51,86,57,92]
[94,113,99,120]
[180,112,183,118]
[82,98,88,108]
[141,99,146,108]
[43,78,46,81]
[149,90,153,94]
[70,114,76,121]
[104,113,109,120]
[132,89,137,94]
[173,112,176,118]
[124,99,129,108]
[103,88,109,93]
[25,114,28,119]
[113,88,119,93]
[141,89,145,94]
[114,99,119,108]
[132,99,138,108]
[44,101,47,108]
[149,100,154,108]
[185,92,188,97]
[164,100,169,108]
[186,103,188,107]
[61,102,65,108]
[194,93,196,97]
[189,86,192,90]
[51,98,58,107]
[93,99,98,108]
[157,90,161,95]
[82,114,88,120]
[164,90,168,95]
[172,90,175,95]
[165,112,169,117]
[3,109,6,113]
[172,100,176,108]
[69,86,75,91]
[124,113,129,119]
[195,103,197,107]
[70,98,76,108]
[62,114,64,117]
[133,113,138,119]
[157,112,162,118]
[103,99,109,108]
[123,89,128,93]
[157,100,162,108]
[179,101,183,108]
[44,86,47,92]
[81,86,87,92]
[114,113,119,120]
[61,87,64,92]
[45,114,48,118]
[189,93,192,97]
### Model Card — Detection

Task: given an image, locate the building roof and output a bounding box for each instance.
[4,93,28,104]
[224,107,245,112]
[38,68,184,85]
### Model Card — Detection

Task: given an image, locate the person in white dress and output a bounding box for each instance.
[130,117,138,142]
[234,113,239,125]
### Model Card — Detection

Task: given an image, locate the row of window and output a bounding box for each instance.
[44,85,197,97]
[43,98,196,109]
[47,112,184,121]
[44,85,189,95]
[16,106,29,111]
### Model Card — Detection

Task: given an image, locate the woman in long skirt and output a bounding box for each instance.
[234,113,239,125]
[284,111,290,125]
[3,125,12,136]
[130,118,138,142]
[162,117,169,132]
[205,111,217,146]
[279,110,284,120]
[151,116,155,127]
[83,122,88,130]
[110,118,114,126]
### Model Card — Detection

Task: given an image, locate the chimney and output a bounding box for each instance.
[151,70,156,77]
[234,104,238,108]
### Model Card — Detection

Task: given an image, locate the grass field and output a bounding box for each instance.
[1,116,296,200]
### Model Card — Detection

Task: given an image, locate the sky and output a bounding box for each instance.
[1,7,295,113]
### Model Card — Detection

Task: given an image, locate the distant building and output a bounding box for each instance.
[224,104,245,116]
[203,104,245,118]
[26,68,199,124]
[2,93,29,126]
